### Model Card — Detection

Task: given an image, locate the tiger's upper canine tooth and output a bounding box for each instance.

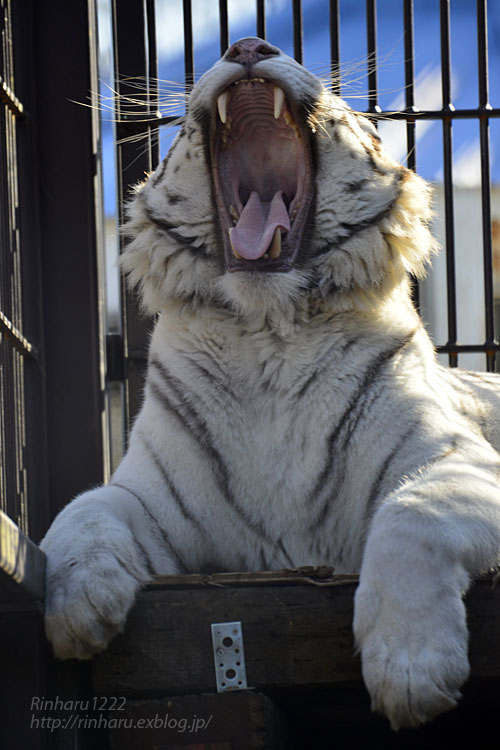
[269,227,282,259]
[217,91,230,124]
[273,85,285,120]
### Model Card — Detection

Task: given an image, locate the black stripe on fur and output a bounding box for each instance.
[143,205,205,249]
[139,430,211,541]
[365,425,417,514]
[109,482,189,574]
[148,357,273,543]
[307,330,417,532]
[314,172,404,258]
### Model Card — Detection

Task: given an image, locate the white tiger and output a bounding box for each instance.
[41,38,500,730]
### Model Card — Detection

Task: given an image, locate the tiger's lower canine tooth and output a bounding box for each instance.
[228,228,242,259]
[273,85,285,119]
[217,91,230,124]
[270,227,282,259]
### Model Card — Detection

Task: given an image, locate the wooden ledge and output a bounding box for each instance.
[93,569,500,697]
[145,565,357,588]
[0,509,45,606]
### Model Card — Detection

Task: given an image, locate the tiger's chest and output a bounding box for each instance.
[143,316,391,522]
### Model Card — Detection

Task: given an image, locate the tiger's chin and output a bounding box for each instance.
[215,266,312,323]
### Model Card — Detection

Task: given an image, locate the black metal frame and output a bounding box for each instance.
[1,1,110,747]
[1,0,110,542]
[0,0,32,536]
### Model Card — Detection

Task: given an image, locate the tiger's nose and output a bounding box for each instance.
[223,38,280,69]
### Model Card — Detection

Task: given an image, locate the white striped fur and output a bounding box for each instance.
[41,40,500,730]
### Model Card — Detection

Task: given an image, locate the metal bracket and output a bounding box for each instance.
[211,621,248,692]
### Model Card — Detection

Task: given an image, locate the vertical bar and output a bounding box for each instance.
[32,0,106,518]
[146,0,159,168]
[477,0,489,108]
[12,0,50,542]
[183,0,194,90]
[440,0,458,366]
[88,0,112,485]
[219,0,229,55]
[403,0,416,169]
[366,0,381,117]
[477,0,495,371]
[329,0,341,96]
[0,0,24,529]
[2,0,18,527]
[112,0,155,435]
[440,0,453,108]
[403,0,420,310]
[256,0,266,39]
[292,0,303,64]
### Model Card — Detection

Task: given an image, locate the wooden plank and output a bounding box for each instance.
[145,566,350,589]
[0,508,46,602]
[93,574,500,697]
[107,692,284,750]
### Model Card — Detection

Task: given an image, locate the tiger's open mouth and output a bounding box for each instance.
[211,77,314,272]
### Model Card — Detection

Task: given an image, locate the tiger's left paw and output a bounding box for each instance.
[353,580,470,730]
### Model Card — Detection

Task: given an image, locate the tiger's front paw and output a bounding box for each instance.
[43,550,144,660]
[40,496,150,660]
[353,579,470,730]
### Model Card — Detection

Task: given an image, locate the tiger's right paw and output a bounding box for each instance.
[43,551,144,660]
[40,497,150,660]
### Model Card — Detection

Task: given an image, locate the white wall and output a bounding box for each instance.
[420,186,500,372]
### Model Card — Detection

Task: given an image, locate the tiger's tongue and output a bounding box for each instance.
[230,190,290,260]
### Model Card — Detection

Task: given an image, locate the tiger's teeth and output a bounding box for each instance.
[228,228,242,259]
[273,85,285,119]
[269,227,282,259]
[217,91,230,124]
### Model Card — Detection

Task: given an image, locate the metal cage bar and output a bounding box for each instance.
[112,0,159,435]
[0,0,32,532]
[329,0,341,96]
[146,0,160,167]
[403,0,416,169]
[256,0,266,40]
[439,0,458,367]
[476,0,496,372]
[183,0,194,90]
[366,0,381,118]
[292,0,303,64]
[219,0,229,55]
[403,0,420,311]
